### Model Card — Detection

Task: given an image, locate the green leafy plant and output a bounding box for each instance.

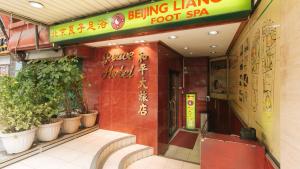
[0,56,84,133]
[55,56,83,117]
[17,56,84,119]
[16,59,62,124]
[0,76,42,133]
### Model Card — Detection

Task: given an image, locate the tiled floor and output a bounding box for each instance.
[127,156,200,169]
[0,126,98,164]
[164,132,201,163]
[3,129,132,169]
[2,129,200,169]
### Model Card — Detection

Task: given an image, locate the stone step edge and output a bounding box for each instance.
[121,146,153,169]
[91,135,136,169]
[0,126,99,168]
[102,144,153,169]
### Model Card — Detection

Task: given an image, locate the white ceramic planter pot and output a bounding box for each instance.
[81,110,98,128]
[0,128,37,154]
[37,119,63,142]
[62,115,82,134]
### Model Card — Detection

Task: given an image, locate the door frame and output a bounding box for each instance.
[168,70,180,138]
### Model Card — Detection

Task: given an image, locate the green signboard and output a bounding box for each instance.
[50,0,252,43]
[186,93,196,130]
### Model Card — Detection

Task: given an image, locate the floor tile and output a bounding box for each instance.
[3,162,33,169]
[182,162,200,169]
[164,158,184,169]
[173,148,190,161]
[163,132,201,164]
[42,146,82,162]
[3,129,133,169]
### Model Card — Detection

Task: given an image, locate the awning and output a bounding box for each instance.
[8,21,51,52]
[0,0,149,26]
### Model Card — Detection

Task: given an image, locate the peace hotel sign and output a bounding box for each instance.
[101,51,150,116]
[101,52,135,79]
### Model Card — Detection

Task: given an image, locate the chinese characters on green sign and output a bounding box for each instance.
[50,0,252,43]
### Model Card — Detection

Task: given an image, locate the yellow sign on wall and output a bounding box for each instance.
[186,93,196,130]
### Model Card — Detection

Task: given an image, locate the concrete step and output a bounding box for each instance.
[127,155,200,169]
[92,135,136,169]
[102,144,153,169]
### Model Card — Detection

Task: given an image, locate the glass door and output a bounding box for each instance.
[168,71,179,138]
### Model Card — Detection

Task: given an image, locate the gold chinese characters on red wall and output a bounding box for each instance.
[101,50,150,116]
[138,52,149,116]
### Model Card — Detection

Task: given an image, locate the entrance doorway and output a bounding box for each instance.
[83,22,243,164]
[168,71,179,138]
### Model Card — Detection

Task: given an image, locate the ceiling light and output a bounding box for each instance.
[168,35,177,39]
[108,42,117,46]
[208,31,219,35]
[29,1,44,8]
[184,47,189,50]
[210,45,217,48]
[135,40,146,43]
[210,51,216,54]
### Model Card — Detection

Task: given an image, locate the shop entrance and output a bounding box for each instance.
[168,71,179,138]
[80,22,243,164]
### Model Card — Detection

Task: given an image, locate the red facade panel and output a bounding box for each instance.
[201,133,265,169]
[82,43,159,153]
[7,21,50,52]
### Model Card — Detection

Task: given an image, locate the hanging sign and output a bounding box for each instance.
[50,0,252,43]
[186,93,196,130]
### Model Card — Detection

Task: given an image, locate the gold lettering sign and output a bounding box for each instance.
[102,65,135,79]
[138,53,149,116]
[102,51,135,79]
[102,52,134,65]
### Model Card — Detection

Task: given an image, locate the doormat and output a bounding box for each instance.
[170,131,198,149]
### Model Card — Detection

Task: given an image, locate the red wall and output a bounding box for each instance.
[81,42,184,154]
[0,15,10,32]
[157,43,183,154]
[7,21,50,51]
[184,58,208,128]
[82,43,159,153]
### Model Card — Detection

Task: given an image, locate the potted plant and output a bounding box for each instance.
[0,77,40,154]
[56,57,83,134]
[81,109,98,128]
[16,60,63,142]
[74,86,98,128]
[79,99,98,128]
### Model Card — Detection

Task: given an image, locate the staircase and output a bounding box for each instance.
[92,133,153,169]
[102,144,153,169]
